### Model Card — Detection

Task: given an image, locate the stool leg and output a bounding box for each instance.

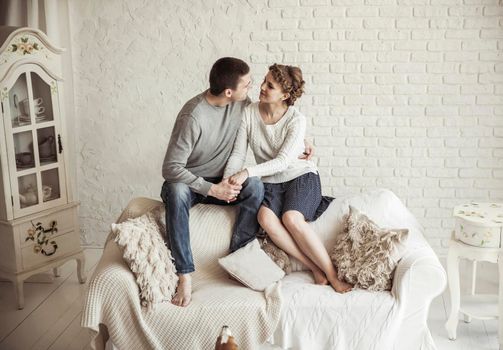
[498,252,502,349]
[464,260,477,323]
[446,247,460,340]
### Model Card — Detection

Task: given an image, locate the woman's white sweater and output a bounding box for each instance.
[223,102,317,184]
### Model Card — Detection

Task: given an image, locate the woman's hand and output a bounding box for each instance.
[299,139,314,160]
[208,178,242,202]
[229,169,249,186]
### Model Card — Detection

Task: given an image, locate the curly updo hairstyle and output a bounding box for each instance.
[268,63,305,106]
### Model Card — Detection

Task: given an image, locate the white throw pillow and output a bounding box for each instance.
[218,239,285,291]
[112,212,178,310]
[330,206,409,291]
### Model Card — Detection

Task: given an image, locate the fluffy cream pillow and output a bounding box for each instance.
[331,206,409,291]
[112,212,178,310]
[218,239,285,291]
[259,237,292,274]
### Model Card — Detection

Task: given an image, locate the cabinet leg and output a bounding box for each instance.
[445,248,460,340]
[53,267,61,277]
[76,253,87,284]
[15,278,25,310]
[498,252,502,348]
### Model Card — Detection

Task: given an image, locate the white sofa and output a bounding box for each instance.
[81,189,446,350]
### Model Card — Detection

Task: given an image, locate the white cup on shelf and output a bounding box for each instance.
[20,97,44,115]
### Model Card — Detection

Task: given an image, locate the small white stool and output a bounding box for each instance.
[445,202,503,349]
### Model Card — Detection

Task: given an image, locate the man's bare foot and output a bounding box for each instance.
[172,274,192,307]
[329,277,353,293]
[312,269,328,285]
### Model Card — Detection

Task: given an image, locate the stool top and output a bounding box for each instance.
[453,202,503,227]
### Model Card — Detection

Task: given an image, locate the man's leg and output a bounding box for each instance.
[198,177,263,251]
[229,177,264,252]
[160,181,198,306]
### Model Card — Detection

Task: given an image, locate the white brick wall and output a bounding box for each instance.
[70,0,502,256]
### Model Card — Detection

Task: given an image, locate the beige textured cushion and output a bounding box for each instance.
[112,212,178,310]
[330,206,409,291]
[218,239,285,291]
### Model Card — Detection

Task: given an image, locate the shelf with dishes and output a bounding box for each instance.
[12,115,53,127]
[10,93,54,128]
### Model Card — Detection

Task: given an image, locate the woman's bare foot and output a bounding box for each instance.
[172,274,192,307]
[329,277,353,293]
[312,269,328,285]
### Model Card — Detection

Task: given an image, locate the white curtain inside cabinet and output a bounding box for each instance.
[0,0,78,203]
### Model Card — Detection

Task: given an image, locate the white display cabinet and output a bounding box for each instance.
[0,26,85,309]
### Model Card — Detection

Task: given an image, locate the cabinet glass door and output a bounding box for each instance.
[2,65,67,216]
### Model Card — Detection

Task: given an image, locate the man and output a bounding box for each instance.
[161,57,312,307]
[161,57,262,307]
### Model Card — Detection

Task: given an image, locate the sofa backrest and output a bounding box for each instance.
[115,189,431,276]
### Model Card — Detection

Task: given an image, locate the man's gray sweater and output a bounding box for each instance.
[162,91,248,195]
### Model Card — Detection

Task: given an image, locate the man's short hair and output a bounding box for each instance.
[209,57,250,96]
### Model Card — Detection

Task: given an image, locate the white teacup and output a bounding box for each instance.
[34,106,45,114]
[20,97,44,115]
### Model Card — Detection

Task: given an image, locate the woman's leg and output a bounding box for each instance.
[282,210,352,293]
[258,206,328,285]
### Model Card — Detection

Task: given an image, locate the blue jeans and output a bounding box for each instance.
[160,177,264,274]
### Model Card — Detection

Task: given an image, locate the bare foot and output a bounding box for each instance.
[312,269,328,285]
[172,274,192,307]
[329,277,353,294]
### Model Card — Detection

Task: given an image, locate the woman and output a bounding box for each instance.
[223,64,352,293]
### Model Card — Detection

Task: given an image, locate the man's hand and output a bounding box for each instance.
[299,139,314,160]
[208,178,242,202]
[229,169,249,186]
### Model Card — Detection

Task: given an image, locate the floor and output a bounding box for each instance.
[0,249,499,350]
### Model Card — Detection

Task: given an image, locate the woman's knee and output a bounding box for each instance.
[282,211,305,233]
[257,206,272,227]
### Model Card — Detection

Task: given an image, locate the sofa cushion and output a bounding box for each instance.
[258,233,292,274]
[289,189,428,272]
[112,212,178,310]
[330,206,408,291]
[218,239,285,291]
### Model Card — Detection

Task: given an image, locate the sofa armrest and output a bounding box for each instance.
[105,197,164,243]
[392,247,446,305]
[116,197,163,223]
[81,240,144,349]
[391,247,447,349]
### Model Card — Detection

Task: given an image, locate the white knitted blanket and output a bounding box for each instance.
[81,200,282,350]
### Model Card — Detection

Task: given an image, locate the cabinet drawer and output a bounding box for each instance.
[18,207,77,248]
[21,230,81,270]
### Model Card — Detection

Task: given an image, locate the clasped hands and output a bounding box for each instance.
[208,145,314,203]
[208,171,247,203]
